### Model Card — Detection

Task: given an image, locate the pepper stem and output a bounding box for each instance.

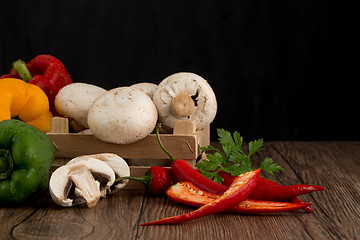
[115,170,153,189]
[12,59,32,82]
[156,123,177,162]
[116,176,149,185]
[0,149,14,181]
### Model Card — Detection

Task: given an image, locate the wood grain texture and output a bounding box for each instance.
[47,118,210,161]
[48,133,198,159]
[1,142,359,240]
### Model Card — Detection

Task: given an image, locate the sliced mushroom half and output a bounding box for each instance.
[49,158,115,208]
[153,72,217,131]
[67,153,130,193]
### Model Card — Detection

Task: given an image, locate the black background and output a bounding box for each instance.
[0,1,354,141]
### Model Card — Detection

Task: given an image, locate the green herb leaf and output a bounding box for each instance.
[196,129,283,183]
[259,157,284,174]
[233,131,243,150]
[217,129,233,156]
[221,163,248,176]
[229,151,250,165]
[199,145,225,158]
[199,170,224,184]
[248,139,264,157]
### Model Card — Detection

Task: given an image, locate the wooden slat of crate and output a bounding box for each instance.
[48,118,210,176]
[48,117,210,190]
[48,133,198,160]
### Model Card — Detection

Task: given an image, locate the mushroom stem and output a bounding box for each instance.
[68,165,101,208]
[171,93,196,117]
[156,123,177,162]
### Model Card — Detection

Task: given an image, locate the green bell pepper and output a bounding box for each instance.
[0,119,55,204]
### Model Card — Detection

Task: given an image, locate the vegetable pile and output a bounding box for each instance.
[1,55,72,116]
[0,54,73,204]
[142,169,261,225]
[134,125,325,225]
[0,54,325,225]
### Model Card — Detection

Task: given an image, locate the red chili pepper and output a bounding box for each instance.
[216,170,323,212]
[166,181,312,214]
[140,169,260,225]
[171,159,228,195]
[156,124,228,195]
[216,170,324,200]
[291,196,313,213]
[1,55,72,116]
[217,170,237,186]
[116,166,176,195]
[248,177,325,201]
[156,124,325,203]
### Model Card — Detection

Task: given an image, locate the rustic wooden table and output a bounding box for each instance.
[1,141,359,240]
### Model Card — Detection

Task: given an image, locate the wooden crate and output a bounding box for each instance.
[47,117,210,190]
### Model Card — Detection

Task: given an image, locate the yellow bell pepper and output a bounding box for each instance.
[0,78,53,132]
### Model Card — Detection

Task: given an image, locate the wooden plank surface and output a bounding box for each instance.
[47,118,209,161]
[48,133,198,159]
[1,142,359,240]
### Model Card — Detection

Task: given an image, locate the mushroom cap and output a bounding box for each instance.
[130,82,157,99]
[55,83,107,131]
[153,72,217,130]
[49,158,115,207]
[88,87,158,144]
[67,153,130,192]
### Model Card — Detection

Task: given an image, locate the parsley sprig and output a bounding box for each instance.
[196,129,283,184]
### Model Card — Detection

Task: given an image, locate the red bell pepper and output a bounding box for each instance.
[1,54,72,116]
[166,181,312,214]
[140,169,260,225]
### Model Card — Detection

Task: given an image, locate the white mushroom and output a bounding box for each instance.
[130,82,157,99]
[87,87,158,144]
[67,153,130,193]
[49,158,115,208]
[55,83,107,132]
[153,72,217,131]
